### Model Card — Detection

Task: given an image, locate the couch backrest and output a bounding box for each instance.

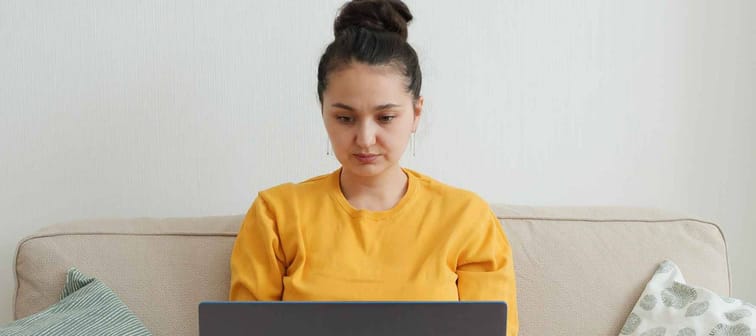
[14,205,730,336]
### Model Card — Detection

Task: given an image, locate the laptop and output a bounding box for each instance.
[199,301,507,336]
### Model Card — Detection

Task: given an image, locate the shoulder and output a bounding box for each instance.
[406,168,500,237]
[405,168,491,211]
[255,170,334,206]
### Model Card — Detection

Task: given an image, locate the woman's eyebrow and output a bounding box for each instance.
[331,103,401,111]
[375,103,401,111]
[331,103,355,111]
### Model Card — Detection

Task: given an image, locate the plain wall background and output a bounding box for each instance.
[1,0,754,324]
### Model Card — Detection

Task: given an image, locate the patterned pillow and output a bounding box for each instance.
[619,260,754,336]
[1,268,151,336]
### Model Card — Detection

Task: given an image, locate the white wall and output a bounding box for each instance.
[1,0,754,324]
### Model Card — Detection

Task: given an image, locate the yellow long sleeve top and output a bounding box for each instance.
[229,167,519,336]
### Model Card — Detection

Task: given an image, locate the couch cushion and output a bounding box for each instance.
[494,205,730,335]
[14,206,730,336]
[14,215,241,336]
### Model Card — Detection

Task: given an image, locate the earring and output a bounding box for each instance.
[411,132,416,157]
[326,138,331,156]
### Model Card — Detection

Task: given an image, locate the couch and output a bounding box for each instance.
[13,205,730,335]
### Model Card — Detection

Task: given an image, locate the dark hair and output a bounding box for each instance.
[317,0,422,105]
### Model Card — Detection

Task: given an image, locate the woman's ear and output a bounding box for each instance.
[412,96,424,131]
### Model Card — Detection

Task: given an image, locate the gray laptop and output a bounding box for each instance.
[199,301,507,336]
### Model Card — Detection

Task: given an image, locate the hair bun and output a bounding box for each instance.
[334,0,413,41]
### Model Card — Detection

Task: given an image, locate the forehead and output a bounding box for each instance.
[323,62,412,107]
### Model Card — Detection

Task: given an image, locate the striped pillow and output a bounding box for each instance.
[1,268,151,336]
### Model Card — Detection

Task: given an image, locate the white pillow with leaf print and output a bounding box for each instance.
[619,260,755,336]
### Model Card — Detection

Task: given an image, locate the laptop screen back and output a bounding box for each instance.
[199,301,507,336]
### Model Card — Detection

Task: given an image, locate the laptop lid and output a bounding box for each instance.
[199,301,506,336]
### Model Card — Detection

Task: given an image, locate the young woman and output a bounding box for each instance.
[229,0,518,334]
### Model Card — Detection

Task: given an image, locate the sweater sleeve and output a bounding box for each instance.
[456,208,519,336]
[228,194,286,301]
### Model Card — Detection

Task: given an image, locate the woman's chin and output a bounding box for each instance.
[343,160,395,178]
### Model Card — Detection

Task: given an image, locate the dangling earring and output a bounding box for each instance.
[326,138,331,156]
[411,132,416,157]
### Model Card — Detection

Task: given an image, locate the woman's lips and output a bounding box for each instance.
[354,154,379,163]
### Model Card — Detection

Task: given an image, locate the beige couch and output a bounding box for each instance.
[13,205,730,335]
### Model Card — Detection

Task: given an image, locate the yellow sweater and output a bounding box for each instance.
[229,167,519,336]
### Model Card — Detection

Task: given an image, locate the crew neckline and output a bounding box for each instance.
[328,166,417,221]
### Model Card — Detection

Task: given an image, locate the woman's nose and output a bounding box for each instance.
[355,121,377,148]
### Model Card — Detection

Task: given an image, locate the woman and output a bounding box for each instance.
[229,0,518,334]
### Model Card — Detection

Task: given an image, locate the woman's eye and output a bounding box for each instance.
[380,116,396,122]
[336,116,353,123]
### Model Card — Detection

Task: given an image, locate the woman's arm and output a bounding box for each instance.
[457,208,519,336]
[228,194,286,301]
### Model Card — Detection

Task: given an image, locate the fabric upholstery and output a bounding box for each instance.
[14,205,730,336]
[493,205,730,335]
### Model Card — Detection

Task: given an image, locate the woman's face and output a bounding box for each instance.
[322,62,422,180]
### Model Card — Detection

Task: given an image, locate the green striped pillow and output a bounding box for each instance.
[1,268,151,336]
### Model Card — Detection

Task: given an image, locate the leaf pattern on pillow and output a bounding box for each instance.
[721,295,739,304]
[640,327,667,336]
[619,261,756,336]
[662,282,698,309]
[685,301,709,317]
[708,323,751,336]
[640,294,658,311]
[676,328,696,336]
[621,312,642,335]
[725,309,753,322]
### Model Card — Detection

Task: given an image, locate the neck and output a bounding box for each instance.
[339,165,408,211]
